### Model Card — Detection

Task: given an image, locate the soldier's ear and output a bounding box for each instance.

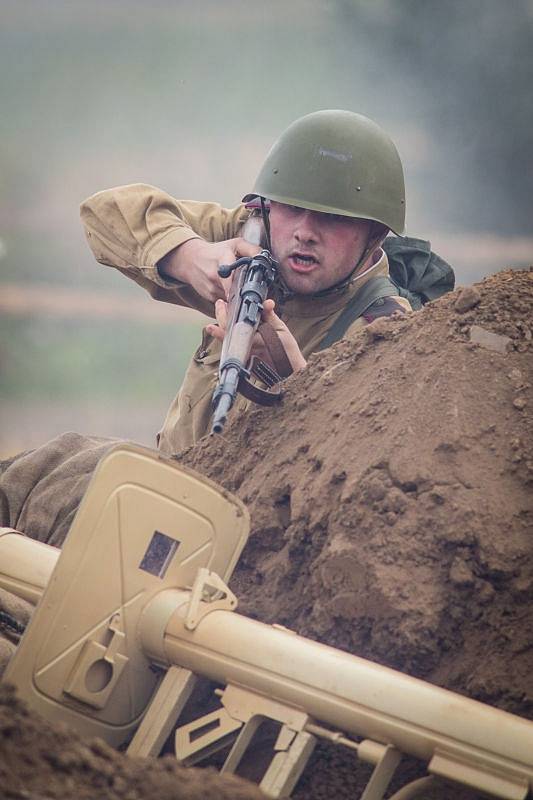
[371,221,389,239]
[368,222,389,252]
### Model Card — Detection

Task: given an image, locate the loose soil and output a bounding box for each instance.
[2,268,532,799]
[0,684,263,800]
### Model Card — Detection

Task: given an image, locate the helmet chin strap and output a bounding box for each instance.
[304,222,389,299]
[349,223,389,280]
[260,198,273,252]
[256,201,388,303]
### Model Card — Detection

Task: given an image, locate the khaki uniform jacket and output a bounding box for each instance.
[80,184,410,454]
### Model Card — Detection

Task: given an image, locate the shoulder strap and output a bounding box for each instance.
[317,276,399,351]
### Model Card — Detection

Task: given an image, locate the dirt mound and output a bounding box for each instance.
[183,267,533,797]
[0,683,262,800]
[183,268,533,718]
[2,268,532,799]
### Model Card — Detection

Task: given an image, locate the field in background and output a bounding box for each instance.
[1,0,531,458]
[0,296,203,457]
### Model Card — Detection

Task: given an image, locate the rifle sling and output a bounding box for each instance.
[237,324,294,407]
[257,323,294,379]
[317,276,399,351]
[238,357,282,406]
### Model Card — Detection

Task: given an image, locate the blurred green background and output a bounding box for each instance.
[1,0,532,456]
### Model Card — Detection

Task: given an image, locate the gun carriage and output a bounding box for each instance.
[1,445,533,800]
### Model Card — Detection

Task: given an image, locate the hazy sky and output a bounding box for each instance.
[1,0,532,288]
[1,0,532,451]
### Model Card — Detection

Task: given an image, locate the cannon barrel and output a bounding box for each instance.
[139,588,533,799]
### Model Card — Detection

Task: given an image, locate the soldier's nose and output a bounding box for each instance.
[294,211,319,244]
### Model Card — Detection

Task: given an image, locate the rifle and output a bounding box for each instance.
[211,214,287,434]
[2,444,533,800]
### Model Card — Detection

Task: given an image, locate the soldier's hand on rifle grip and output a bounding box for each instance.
[206,298,307,373]
[158,237,262,303]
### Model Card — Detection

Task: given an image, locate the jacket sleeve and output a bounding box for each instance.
[80,183,249,316]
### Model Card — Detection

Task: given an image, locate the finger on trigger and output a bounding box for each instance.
[215,299,228,329]
[221,276,232,300]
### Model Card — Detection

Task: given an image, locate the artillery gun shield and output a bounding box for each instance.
[3,444,249,746]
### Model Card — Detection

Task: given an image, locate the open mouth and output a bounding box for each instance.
[288,252,319,272]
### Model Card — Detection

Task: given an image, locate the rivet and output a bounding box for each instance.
[401,199,405,204]
[356,186,361,191]
[273,168,279,174]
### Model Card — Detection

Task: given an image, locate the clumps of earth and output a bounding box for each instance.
[0,683,263,800]
[1,268,532,799]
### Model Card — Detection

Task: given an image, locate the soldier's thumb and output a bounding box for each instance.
[233,237,262,258]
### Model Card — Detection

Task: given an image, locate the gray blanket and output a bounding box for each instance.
[0,431,120,547]
[0,432,124,672]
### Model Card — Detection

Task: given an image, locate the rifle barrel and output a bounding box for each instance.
[212,364,241,434]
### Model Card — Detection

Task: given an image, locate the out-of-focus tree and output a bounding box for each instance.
[337,0,533,235]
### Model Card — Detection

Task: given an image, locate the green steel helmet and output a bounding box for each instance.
[242,110,406,235]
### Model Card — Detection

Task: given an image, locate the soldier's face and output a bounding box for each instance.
[269,201,372,294]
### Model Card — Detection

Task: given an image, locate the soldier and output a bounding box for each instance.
[0,110,452,665]
[0,111,450,539]
[81,110,413,454]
